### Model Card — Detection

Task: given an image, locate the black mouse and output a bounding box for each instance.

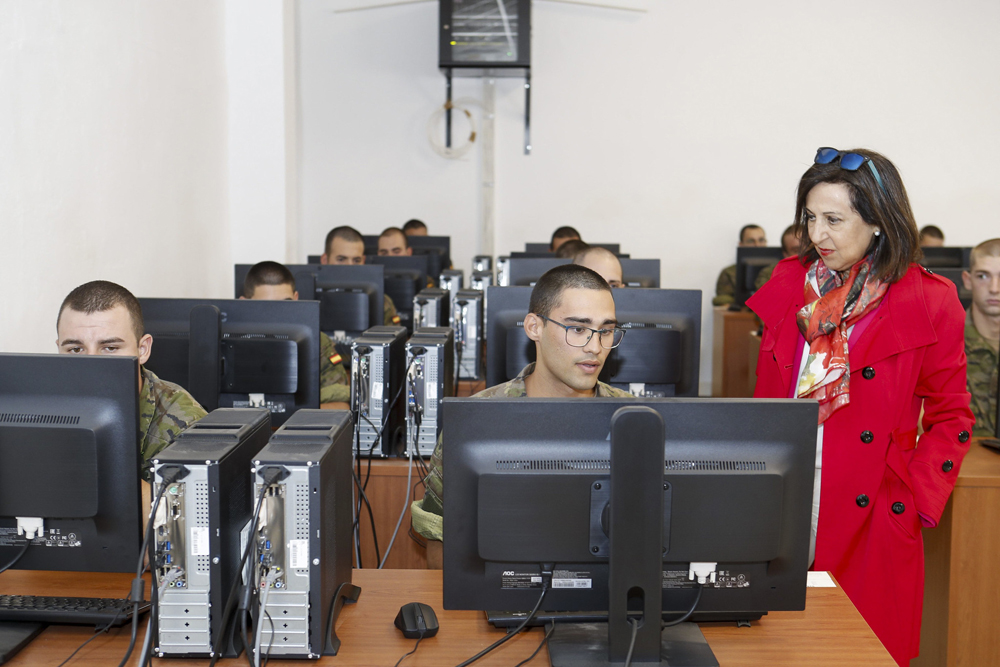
[394,601,439,639]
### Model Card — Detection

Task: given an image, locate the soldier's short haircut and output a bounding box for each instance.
[574,246,618,265]
[970,238,1000,270]
[529,264,612,318]
[244,261,295,298]
[379,226,409,248]
[739,224,764,243]
[402,219,427,233]
[554,238,590,259]
[324,226,364,256]
[919,225,945,241]
[58,280,145,342]
[550,226,581,250]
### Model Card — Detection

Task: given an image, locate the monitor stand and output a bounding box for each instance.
[548,405,719,667]
[548,621,718,667]
[0,621,45,664]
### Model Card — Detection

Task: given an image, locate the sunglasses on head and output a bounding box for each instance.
[814,147,886,193]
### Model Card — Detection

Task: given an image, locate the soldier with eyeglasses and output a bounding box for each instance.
[411,265,631,564]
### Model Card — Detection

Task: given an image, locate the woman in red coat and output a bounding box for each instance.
[749,148,973,666]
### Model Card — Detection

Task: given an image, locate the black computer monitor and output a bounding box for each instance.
[409,235,451,281]
[234,264,384,337]
[486,286,701,396]
[734,247,784,308]
[920,247,971,269]
[443,397,817,663]
[525,242,622,254]
[139,298,320,427]
[368,255,430,332]
[619,259,660,287]
[508,258,571,286]
[0,353,141,573]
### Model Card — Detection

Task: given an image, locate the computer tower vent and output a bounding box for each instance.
[664,460,766,471]
[194,481,211,573]
[294,483,310,574]
[0,413,80,425]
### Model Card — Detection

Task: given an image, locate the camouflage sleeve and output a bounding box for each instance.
[967,346,998,437]
[411,432,444,541]
[319,333,351,404]
[140,390,207,482]
[712,265,736,306]
[754,263,775,290]
[383,295,400,326]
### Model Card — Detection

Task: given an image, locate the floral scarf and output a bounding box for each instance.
[796,255,888,423]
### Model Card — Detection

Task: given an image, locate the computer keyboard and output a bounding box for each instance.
[0,595,150,626]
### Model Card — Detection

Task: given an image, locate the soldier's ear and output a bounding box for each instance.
[524,313,542,342]
[137,334,153,366]
[962,270,972,291]
[292,291,299,300]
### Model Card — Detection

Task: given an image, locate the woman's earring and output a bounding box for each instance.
[874,229,881,237]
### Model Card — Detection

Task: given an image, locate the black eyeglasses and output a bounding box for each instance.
[814,147,886,193]
[538,315,626,349]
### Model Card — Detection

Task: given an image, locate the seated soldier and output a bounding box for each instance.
[963,239,1000,436]
[574,246,623,287]
[241,261,350,411]
[411,264,632,565]
[919,225,946,248]
[56,280,207,481]
[713,224,767,306]
[555,238,589,259]
[378,226,412,256]
[754,225,803,288]
[321,225,401,325]
[403,219,428,236]
[550,226,582,252]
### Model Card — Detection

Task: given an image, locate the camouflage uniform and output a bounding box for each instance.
[712,264,737,306]
[410,362,633,541]
[754,262,780,290]
[139,367,207,481]
[320,332,350,404]
[384,295,400,326]
[965,309,999,437]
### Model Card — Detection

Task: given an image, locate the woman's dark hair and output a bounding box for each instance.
[793,149,921,283]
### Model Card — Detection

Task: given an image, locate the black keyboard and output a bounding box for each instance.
[0,595,150,626]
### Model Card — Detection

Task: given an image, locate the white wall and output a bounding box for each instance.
[297,0,1000,394]
[0,1,230,353]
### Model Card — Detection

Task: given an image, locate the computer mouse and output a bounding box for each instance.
[394,601,439,639]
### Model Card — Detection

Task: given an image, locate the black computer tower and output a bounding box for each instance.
[453,289,484,380]
[406,327,455,456]
[351,326,407,457]
[413,287,451,329]
[151,408,272,658]
[250,410,358,659]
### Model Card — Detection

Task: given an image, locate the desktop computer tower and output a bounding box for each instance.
[439,270,464,326]
[251,410,358,659]
[453,289,484,380]
[151,408,272,659]
[494,257,510,286]
[405,328,455,456]
[413,288,450,329]
[471,270,494,291]
[472,255,492,273]
[351,326,407,457]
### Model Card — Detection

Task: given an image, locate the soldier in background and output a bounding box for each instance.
[320,225,400,325]
[403,219,428,236]
[56,280,206,481]
[919,225,946,247]
[241,261,350,410]
[554,238,589,259]
[754,225,804,288]
[550,226,582,252]
[713,224,767,306]
[963,239,1000,436]
[574,246,623,288]
[411,264,632,565]
[377,227,413,256]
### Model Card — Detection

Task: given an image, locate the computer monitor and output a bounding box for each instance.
[0,353,141,573]
[486,287,701,396]
[919,247,971,269]
[443,397,817,663]
[139,298,320,427]
[508,257,571,286]
[234,264,384,337]
[512,251,631,260]
[734,247,784,308]
[619,259,660,288]
[408,235,452,281]
[368,255,430,332]
[525,242,622,254]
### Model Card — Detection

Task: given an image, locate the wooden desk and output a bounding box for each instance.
[2,569,893,666]
[915,440,1000,667]
[355,459,428,570]
[711,308,759,397]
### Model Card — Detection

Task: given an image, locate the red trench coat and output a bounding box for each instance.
[749,258,973,666]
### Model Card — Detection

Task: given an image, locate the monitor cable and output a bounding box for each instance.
[0,542,29,574]
[662,582,703,628]
[380,365,422,568]
[393,629,425,667]
[118,464,189,667]
[453,569,551,667]
[624,617,640,667]
[208,465,287,667]
[55,585,132,667]
[513,622,554,667]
